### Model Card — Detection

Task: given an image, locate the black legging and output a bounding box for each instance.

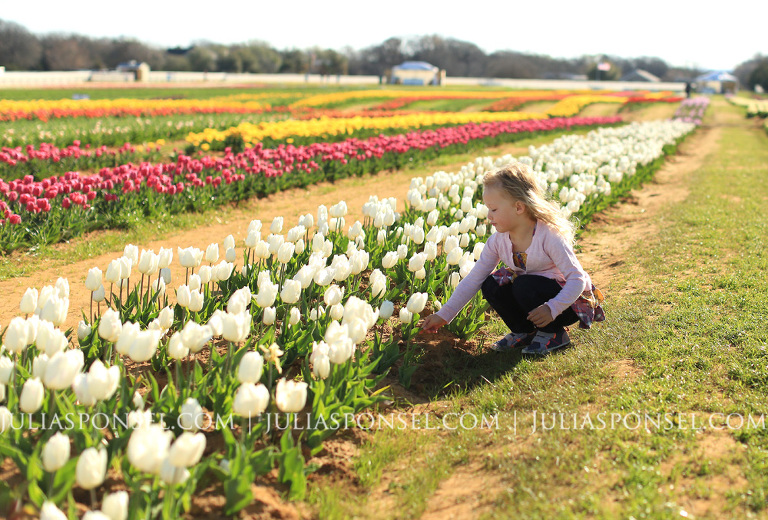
[481,274,579,334]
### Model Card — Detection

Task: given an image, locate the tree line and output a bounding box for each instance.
[1,18,764,87]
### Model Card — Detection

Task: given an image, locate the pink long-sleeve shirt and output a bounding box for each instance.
[435,221,591,323]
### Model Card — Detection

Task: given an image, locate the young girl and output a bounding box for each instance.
[420,162,604,355]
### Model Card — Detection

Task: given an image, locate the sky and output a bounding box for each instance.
[1,0,765,71]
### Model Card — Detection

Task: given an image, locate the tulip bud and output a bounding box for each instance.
[221,311,251,343]
[198,265,212,285]
[270,216,284,234]
[86,360,120,401]
[408,252,427,272]
[168,431,206,469]
[85,268,102,292]
[123,244,139,266]
[32,353,49,379]
[127,424,173,474]
[399,308,413,324]
[20,287,38,314]
[92,284,106,303]
[232,383,270,417]
[280,279,301,304]
[0,357,15,385]
[75,447,107,490]
[40,502,68,520]
[188,289,204,313]
[42,432,70,473]
[128,329,162,362]
[159,267,172,285]
[277,242,295,264]
[101,491,129,520]
[323,284,344,306]
[167,332,188,360]
[73,373,97,407]
[262,307,276,325]
[289,307,301,326]
[98,309,122,343]
[379,300,394,320]
[105,260,121,285]
[0,406,12,433]
[238,351,264,384]
[44,350,84,390]
[55,278,69,299]
[176,285,191,308]
[313,352,331,379]
[225,247,237,263]
[3,316,30,355]
[20,377,44,413]
[205,243,219,263]
[275,378,308,413]
[406,292,428,314]
[180,398,205,432]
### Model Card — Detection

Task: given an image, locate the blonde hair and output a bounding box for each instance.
[483,162,576,244]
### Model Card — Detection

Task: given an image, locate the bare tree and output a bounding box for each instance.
[0,19,42,70]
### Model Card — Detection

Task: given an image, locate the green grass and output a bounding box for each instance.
[302,99,768,518]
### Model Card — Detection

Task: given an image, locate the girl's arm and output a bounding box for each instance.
[434,234,500,324]
[542,231,588,318]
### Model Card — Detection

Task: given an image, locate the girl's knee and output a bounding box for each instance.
[480,275,498,298]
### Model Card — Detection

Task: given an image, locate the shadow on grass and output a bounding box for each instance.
[400,324,572,400]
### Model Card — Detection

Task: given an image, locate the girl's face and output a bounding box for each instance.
[483,186,526,234]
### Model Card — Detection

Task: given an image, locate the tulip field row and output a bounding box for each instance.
[0,89,681,152]
[0,114,699,518]
[0,116,622,252]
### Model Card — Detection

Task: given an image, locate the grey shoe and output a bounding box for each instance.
[491,331,535,352]
[521,329,571,355]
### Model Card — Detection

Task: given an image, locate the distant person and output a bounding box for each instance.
[685,82,692,99]
[420,162,605,356]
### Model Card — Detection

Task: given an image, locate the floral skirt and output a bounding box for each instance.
[491,268,605,329]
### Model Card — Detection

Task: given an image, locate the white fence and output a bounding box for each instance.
[0,70,685,93]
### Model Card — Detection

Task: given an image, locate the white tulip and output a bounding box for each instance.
[127,424,173,474]
[85,267,102,292]
[101,491,129,520]
[198,265,212,285]
[238,351,264,384]
[137,250,159,275]
[180,321,213,354]
[86,360,120,401]
[225,247,237,263]
[115,322,140,356]
[180,398,205,432]
[92,284,106,303]
[20,377,44,413]
[270,216,284,234]
[379,301,394,320]
[399,308,413,324]
[167,332,188,360]
[205,243,219,263]
[44,350,84,390]
[128,330,162,362]
[262,307,276,325]
[0,357,13,385]
[176,284,191,308]
[98,309,122,343]
[277,242,295,264]
[168,431,206,468]
[275,378,308,413]
[76,447,107,490]
[42,432,71,472]
[3,316,30,355]
[0,406,11,433]
[289,307,301,326]
[123,244,139,266]
[20,287,38,314]
[188,289,204,313]
[406,292,428,314]
[39,502,68,520]
[232,383,270,417]
[323,284,344,306]
[221,311,251,343]
[313,352,331,379]
[280,279,301,304]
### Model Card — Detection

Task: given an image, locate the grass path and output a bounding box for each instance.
[301,98,768,519]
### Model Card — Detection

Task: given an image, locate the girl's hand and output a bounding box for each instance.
[420,314,447,333]
[527,305,554,328]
